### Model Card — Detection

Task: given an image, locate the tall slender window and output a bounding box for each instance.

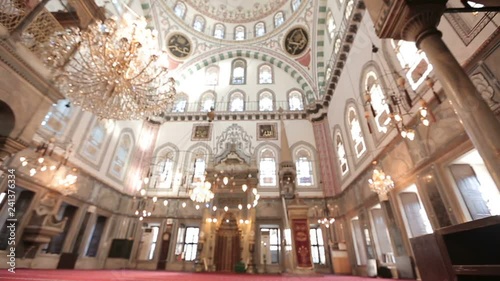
[399,185,433,238]
[259,149,277,186]
[193,157,206,183]
[214,23,225,39]
[292,0,301,11]
[288,91,304,110]
[205,66,219,85]
[176,226,199,261]
[137,224,160,260]
[258,64,273,84]
[274,12,284,28]
[391,40,433,90]
[192,15,205,32]
[155,150,175,189]
[199,92,215,112]
[326,10,336,40]
[255,22,266,37]
[235,26,245,40]
[365,71,390,133]
[310,227,326,264]
[80,120,106,162]
[334,38,342,54]
[172,94,188,113]
[335,132,349,176]
[295,148,314,186]
[231,59,246,85]
[40,99,73,136]
[229,91,245,112]
[261,227,281,264]
[173,1,186,19]
[259,91,274,111]
[345,0,354,20]
[370,205,395,264]
[109,132,133,180]
[347,107,366,158]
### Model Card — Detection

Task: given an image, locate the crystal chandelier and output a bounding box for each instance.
[18,137,78,196]
[368,167,394,195]
[47,17,177,120]
[190,179,215,203]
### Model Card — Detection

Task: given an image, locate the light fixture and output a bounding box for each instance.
[368,162,395,196]
[19,136,78,196]
[190,180,215,203]
[316,200,335,228]
[47,16,177,120]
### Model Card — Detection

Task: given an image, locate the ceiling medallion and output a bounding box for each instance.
[284,26,308,56]
[167,33,192,60]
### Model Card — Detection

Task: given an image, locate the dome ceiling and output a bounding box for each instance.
[183,0,288,24]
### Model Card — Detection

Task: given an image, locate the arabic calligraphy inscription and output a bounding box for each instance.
[167,33,192,60]
[257,123,277,140]
[284,27,308,56]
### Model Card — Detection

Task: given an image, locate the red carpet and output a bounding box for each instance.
[0,270,399,281]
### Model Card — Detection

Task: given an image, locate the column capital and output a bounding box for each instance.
[365,0,446,42]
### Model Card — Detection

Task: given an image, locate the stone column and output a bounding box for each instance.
[312,118,341,196]
[365,1,500,189]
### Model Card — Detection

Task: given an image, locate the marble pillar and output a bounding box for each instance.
[312,119,341,196]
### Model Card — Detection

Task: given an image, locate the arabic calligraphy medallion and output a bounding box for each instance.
[284,27,308,56]
[167,33,191,60]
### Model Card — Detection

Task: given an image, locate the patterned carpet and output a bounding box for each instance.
[0,270,399,281]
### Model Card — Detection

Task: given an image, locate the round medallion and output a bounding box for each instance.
[284,27,308,56]
[167,33,191,60]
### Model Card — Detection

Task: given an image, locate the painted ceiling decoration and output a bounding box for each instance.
[167,33,192,60]
[183,0,289,23]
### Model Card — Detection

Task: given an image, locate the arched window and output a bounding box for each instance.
[109,131,133,181]
[228,91,245,112]
[327,10,336,40]
[258,64,273,84]
[173,1,186,19]
[214,23,225,39]
[172,94,188,113]
[274,11,284,28]
[288,91,304,110]
[234,26,245,40]
[205,65,219,85]
[231,59,246,85]
[193,15,205,32]
[40,99,73,136]
[80,119,107,163]
[295,148,314,186]
[325,66,332,83]
[335,131,349,176]
[347,107,366,158]
[292,0,301,11]
[365,70,390,133]
[153,148,177,189]
[391,40,433,90]
[191,149,208,184]
[345,0,354,20]
[259,91,274,111]
[255,22,266,37]
[199,92,215,112]
[334,38,342,54]
[259,149,277,186]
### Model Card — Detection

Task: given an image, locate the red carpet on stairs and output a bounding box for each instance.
[0,270,400,281]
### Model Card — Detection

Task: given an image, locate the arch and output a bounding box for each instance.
[0,100,15,137]
[290,141,319,187]
[77,117,112,168]
[230,58,247,85]
[176,48,316,103]
[258,63,274,84]
[192,15,206,32]
[326,9,336,41]
[332,125,350,178]
[152,143,180,189]
[173,1,187,19]
[258,89,275,112]
[255,22,266,37]
[183,142,213,186]
[234,25,246,40]
[107,128,135,182]
[171,93,189,113]
[199,91,217,112]
[344,101,367,162]
[287,89,305,111]
[360,61,391,142]
[228,90,245,112]
[274,11,285,28]
[213,23,225,39]
[254,143,281,187]
[205,65,219,85]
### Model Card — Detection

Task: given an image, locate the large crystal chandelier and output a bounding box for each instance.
[190,180,215,203]
[368,168,394,195]
[47,17,176,120]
